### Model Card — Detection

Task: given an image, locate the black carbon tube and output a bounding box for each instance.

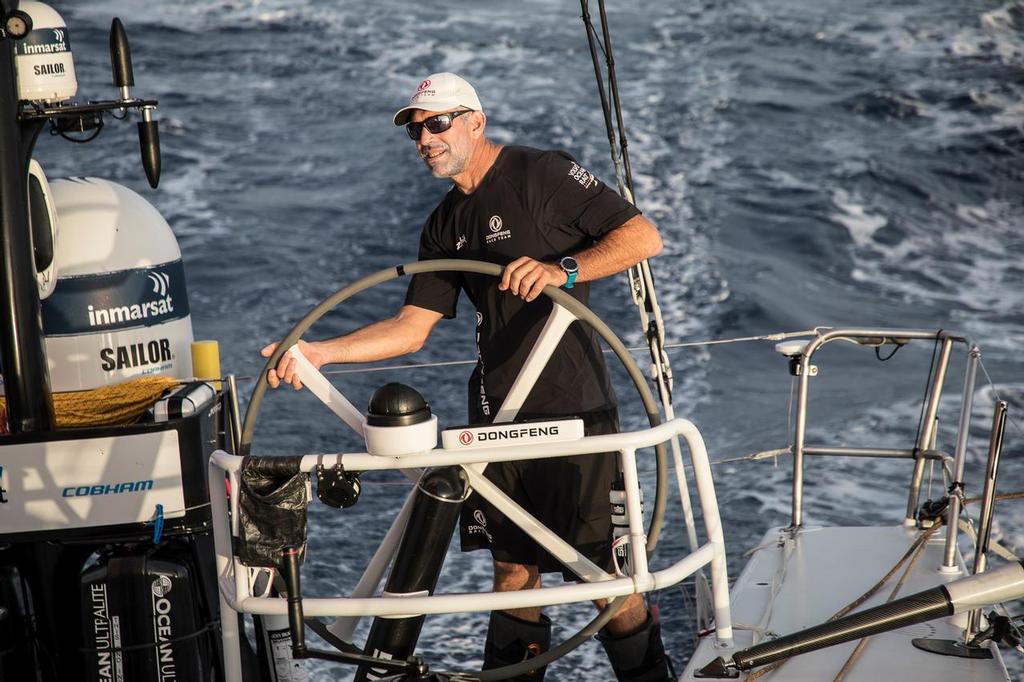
[281,547,306,653]
[0,37,54,432]
[732,586,952,670]
[355,467,466,681]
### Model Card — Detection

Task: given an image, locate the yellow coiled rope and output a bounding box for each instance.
[0,375,180,429]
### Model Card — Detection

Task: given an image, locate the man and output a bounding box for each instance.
[263,72,669,681]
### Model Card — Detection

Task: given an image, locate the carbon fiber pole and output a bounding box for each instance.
[0,16,55,432]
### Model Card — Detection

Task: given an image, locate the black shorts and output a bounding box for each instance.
[458,409,619,581]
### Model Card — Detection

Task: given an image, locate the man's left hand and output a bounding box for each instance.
[499,257,568,302]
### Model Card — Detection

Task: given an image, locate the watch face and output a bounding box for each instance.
[561,257,579,273]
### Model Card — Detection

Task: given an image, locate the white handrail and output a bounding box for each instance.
[211,419,696,473]
[226,545,717,617]
[209,418,733,680]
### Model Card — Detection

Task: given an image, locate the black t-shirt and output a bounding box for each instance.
[404,145,641,421]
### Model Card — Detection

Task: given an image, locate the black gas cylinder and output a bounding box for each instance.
[80,545,215,682]
[0,564,41,682]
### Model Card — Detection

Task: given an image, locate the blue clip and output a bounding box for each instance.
[152,503,165,544]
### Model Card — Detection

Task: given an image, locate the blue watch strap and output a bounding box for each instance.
[564,271,578,289]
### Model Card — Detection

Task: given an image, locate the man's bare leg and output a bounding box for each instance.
[491,560,647,631]
[484,561,550,678]
[493,559,541,620]
[595,595,671,681]
[594,593,649,635]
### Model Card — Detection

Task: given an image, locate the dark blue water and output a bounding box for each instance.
[35,1,1024,678]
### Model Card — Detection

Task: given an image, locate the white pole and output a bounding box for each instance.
[679,423,733,644]
[619,447,650,580]
[494,304,575,423]
[208,457,244,682]
[288,345,367,436]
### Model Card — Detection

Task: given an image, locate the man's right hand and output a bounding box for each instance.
[260,339,328,390]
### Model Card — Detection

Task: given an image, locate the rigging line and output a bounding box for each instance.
[927,457,935,502]
[958,518,1019,563]
[977,357,1024,439]
[579,1,609,58]
[580,0,630,198]
[580,0,649,363]
[747,525,943,682]
[744,548,797,678]
[586,15,610,62]
[964,490,1024,505]
[833,524,939,682]
[786,375,796,464]
[831,532,937,679]
[832,524,942,622]
[662,328,819,350]
[227,328,823,382]
[580,0,622,186]
[912,332,942,458]
[597,0,636,196]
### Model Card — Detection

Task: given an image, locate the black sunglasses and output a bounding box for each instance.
[405,110,472,140]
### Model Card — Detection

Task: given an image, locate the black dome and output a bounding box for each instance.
[366,383,431,426]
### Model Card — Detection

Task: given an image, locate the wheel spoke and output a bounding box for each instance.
[461,464,610,583]
[493,302,578,423]
[287,345,367,436]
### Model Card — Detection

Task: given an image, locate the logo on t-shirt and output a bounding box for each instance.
[485,214,511,244]
[467,507,492,542]
[568,162,597,189]
[456,234,467,250]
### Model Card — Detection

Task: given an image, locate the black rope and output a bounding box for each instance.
[597,0,635,196]
[304,616,362,655]
[874,343,901,361]
[580,0,620,178]
[50,115,104,143]
[78,619,220,654]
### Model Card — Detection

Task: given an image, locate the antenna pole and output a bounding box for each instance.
[0,17,55,432]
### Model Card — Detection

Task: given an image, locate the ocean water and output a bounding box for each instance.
[34,0,1024,679]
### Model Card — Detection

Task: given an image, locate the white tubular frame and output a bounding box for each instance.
[492,303,577,423]
[286,345,367,436]
[209,418,733,679]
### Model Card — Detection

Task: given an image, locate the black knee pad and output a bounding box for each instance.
[597,613,672,682]
[483,610,552,680]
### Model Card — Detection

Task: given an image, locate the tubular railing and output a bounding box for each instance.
[786,328,982,576]
[789,329,973,528]
[208,418,732,682]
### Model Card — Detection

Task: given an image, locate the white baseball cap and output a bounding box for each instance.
[392,72,483,126]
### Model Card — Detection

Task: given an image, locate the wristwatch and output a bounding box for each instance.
[559,256,579,289]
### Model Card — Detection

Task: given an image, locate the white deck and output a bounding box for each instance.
[680,526,1010,681]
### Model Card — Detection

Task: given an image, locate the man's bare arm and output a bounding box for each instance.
[261,304,444,389]
[571,214,663,283]
[500,214,663,301]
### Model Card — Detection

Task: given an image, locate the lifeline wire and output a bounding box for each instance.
[978,357,1024,440]
[225,327,823,382]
